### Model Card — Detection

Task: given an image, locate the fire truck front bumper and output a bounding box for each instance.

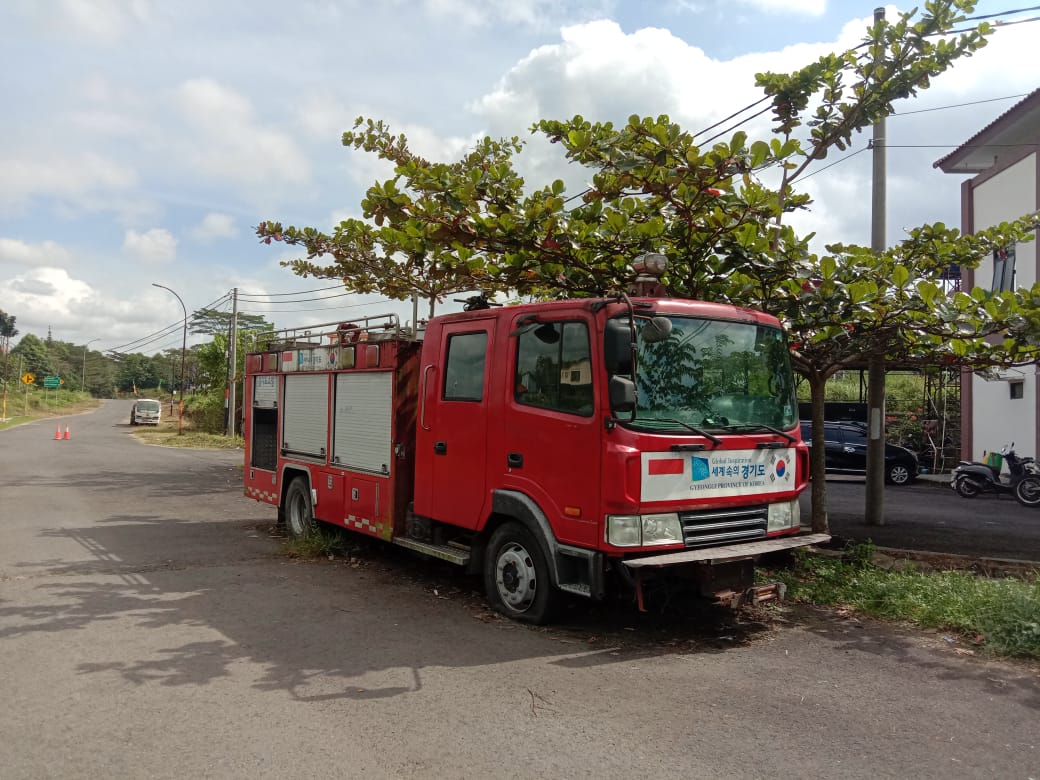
[620,532,831,610]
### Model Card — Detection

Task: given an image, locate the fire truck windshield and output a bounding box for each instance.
[628,316,798,433]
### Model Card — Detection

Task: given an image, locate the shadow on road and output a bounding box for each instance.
[0,514,794,702]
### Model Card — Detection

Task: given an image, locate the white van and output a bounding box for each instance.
[130,398,162,425]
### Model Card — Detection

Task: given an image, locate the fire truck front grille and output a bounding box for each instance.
[679,506,768,548]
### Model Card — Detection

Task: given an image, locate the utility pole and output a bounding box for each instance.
[227,287,238,437]
[865,5,887,527]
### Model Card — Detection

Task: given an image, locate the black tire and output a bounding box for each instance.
[284,477,316,538]
[483,522,558,625]
[1014,476,1040,508]
[955,477,980,499]
[887,461,914,486]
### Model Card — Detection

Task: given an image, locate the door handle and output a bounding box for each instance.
[434,441,447,455]
[420,365,435,431]
[507,452,523,468]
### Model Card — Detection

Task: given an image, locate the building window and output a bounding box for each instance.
[1010,380,1024,400]
[991,245,1016,292]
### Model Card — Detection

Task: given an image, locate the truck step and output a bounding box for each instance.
[392,536,470,566]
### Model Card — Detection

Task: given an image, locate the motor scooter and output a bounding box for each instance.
[950,444,1040,506]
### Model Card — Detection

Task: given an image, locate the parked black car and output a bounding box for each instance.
[800,421,919,485]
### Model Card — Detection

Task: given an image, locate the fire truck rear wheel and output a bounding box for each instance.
[285,478,316,538]
[484,522,557,625]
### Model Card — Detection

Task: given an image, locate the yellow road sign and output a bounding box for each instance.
[22,373,35,385]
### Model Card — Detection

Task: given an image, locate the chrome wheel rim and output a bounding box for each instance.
[890,465,910,485]
[496,542,537,613]
[287,490,308,536]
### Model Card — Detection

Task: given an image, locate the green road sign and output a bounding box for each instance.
[43,376,61,388]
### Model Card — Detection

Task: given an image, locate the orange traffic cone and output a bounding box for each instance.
[54,426,62,440]
[63,425,70,440]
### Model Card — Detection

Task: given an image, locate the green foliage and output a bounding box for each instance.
[114,353,165,392]
[771,549,1040,659]
[190,308,272,336]
[756,1,989,178]
[12,333,54,378]
[283,526,351,559]
[183,390,227,433]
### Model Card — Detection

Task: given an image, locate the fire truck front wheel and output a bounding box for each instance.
[484,522,558,625]
[284,477,316,538]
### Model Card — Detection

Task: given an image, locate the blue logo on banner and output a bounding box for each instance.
[691,457,710,482]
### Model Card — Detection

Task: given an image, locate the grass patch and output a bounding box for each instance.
[283,526,352,559]
[768,544,1040,660]
[0,394,102,431]
[131,417,243,449]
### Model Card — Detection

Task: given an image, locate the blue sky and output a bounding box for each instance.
[0,0,1035,355]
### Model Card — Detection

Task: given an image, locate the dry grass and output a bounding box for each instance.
[130,416,243,450]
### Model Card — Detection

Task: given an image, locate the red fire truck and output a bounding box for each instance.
[243,266,828,623]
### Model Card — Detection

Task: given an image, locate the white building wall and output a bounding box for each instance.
[973,156,1037,287]
[970,153,1037,461]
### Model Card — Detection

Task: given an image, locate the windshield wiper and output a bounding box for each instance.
[719,423,796,444]
[636,417,723,446]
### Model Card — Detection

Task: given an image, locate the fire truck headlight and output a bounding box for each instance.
[606,516,641,547]
[641,513,683,545]
[607,514,683,546]
[767,500,800,532]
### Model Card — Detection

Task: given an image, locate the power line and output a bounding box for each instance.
[697,104,775,147]
[693,96,772,139]
[237,289,358,304]
[239,297,396,315]
[237,283,348,298]
[893,93,1029,116]
[882,143,1038,148]
[962,4,1040,22]
[106,290,231,354]
[799,147,869,181]
[944,13,1040,34]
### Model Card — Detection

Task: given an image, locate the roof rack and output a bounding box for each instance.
[258,313,413,352]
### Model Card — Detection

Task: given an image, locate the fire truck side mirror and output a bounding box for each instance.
[609,375,636,413]
[604,319,632,374]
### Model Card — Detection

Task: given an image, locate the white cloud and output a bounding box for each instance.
[123,228,177,264]
[12,0,153,41]
[0,238,72,268]
[0,153,138,212]
[0,268,93,326]
[191,213,238,242]
[739,0,825,15]
[417,0,616,29]
[174,78,311,191]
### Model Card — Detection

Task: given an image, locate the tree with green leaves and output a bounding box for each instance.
[257,1,1040,532]
[190,308,272,337]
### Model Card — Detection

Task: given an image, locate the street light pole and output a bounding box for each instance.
[81,338,100,393]
[152,283,187,435]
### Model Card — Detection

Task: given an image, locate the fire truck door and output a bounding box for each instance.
[414,321,492,529]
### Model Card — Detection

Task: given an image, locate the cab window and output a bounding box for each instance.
[443,332,487,401]
[514,321,593,416]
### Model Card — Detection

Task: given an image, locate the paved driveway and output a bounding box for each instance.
[1,401,1037,779]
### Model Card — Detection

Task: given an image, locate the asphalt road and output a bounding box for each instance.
[1,401,1037,779]
[806,477,1040,563]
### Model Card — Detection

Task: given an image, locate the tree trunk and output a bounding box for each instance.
[807,370,829,533]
